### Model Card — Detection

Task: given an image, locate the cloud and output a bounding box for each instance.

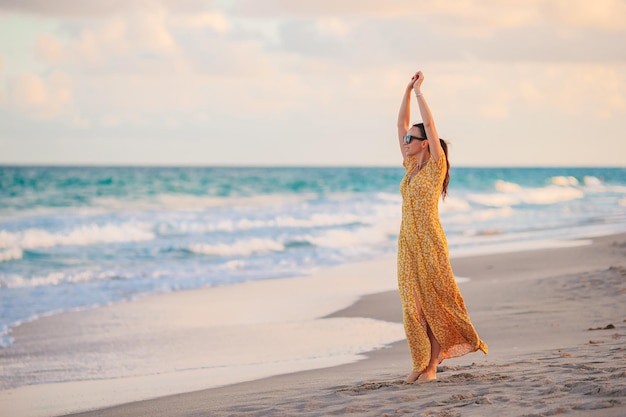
[29,7,245,79]
[8,0,626,131]
[267,17,625,68]
[233,0,407,18]
[170,11,230,32]
[522,64,626,119]
[229,0,625,32]
[5,0,624,34]
[0,0,139,16]
[480,91,512,120]
[0,0,209,17]
[6,0,626,65]
[35,33,65,64]
[6,72,72,120]
[216,2,625,66]
[544,0,626,31]
[34,10,187,74]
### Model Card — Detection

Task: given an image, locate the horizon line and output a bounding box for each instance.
[1,162,624,169]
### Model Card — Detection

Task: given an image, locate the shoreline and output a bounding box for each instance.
[1,250,407,417]
[1,232,625,416]
[0,232,605,351]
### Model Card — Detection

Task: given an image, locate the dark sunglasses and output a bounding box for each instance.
[403,135,428,144]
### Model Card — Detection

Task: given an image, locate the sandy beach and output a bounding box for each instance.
[1,232,625,417]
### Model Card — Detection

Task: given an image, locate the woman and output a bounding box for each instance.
[397,70,487,383]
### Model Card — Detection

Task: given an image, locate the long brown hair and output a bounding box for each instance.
[414,123,450,199]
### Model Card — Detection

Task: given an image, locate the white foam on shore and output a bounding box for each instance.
[467,185,584,207]
[0,222,154,250]
[189,238,285,256]
[0,247,23,263]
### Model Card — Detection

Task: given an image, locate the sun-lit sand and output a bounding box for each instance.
[1,233,625,417]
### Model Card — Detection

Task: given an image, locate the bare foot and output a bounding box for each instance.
[404,371,421,383]
[417,368,437,382]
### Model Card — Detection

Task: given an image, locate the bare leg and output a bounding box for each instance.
[418,324,440,382]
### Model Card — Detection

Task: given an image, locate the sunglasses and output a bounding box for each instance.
[403,135,428,144]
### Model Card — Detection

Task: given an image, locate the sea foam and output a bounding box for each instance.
[189,238,285,257]
[551,176,579,186]
[467,183,584,207]
[0,222,155,250]
[0,248,23,263]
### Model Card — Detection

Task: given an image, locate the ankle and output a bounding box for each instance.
[424,365,437,374]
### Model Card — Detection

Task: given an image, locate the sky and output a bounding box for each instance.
[0,0,625,167]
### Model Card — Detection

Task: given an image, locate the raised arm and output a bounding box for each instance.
[397,72,419,158]
[412,71,443,161]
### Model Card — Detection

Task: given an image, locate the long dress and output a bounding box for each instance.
[398,154,488,372]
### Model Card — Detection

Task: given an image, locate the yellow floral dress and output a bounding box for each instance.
[398,154,488,372]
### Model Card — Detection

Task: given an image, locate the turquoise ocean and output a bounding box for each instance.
[1,165,625,347]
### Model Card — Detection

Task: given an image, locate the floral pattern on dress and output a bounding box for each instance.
[398,154,488,372]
